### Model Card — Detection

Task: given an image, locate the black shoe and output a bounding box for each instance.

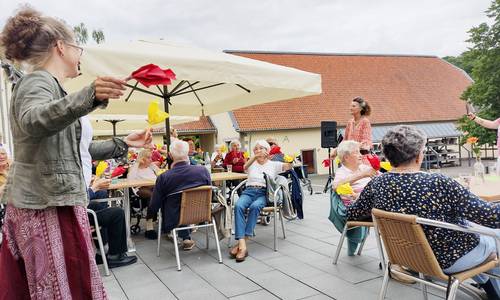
[145,230,157,240]
[107,253,138,269]
[95,253,103,265]
[479,280,500,300]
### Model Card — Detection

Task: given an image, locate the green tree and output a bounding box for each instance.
[454,0,500,146]
[73,23,88,45]
[92,29,105,44]
[73,23,105,45]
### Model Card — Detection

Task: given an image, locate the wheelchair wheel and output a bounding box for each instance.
[304,179,313,195]
[130,224,141,235]
[261,214,271,225]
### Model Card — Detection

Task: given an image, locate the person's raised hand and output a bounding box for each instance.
[94,76,127,101]
[467,113,476,120]
[125,128,153,148]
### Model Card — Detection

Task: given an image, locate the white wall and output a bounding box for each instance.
[210,112,239,144]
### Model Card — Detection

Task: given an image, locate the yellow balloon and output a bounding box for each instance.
[95,161,108,178]
[148,101,169,125]
[380,161,392,171]
[336,183,354,195]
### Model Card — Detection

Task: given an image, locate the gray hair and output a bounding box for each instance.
[230,139,241,148]
[253,140,271,152]
[337,140,360,162]
[381,125,427,167]
[169,140,189,161]
[214,144,222,150]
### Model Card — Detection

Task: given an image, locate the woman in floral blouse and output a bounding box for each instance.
[347,125,499,299]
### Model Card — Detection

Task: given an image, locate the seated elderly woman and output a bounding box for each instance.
[223,139,246,173]
[230,140,291,262]
[332,140,377,205]
[211,144,226,169]
[128,149,160,239]
[347,125,500,299]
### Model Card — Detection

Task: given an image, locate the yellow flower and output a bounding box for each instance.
[380,161,392,171]
[336,183,354,195]
[147,100,169,125]
[95,161,108,178]
[283,154,294,163]
[243,151,250,159]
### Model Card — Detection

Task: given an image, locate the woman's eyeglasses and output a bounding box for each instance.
[65,43,84,56]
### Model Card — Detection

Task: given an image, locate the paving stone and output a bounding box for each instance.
[248,270,320,300]
[230,289,280,300]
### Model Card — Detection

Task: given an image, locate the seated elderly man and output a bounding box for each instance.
[87,177,137,268]
[347,125,500,299]
[332,140,377,206]
[148,140,211,250]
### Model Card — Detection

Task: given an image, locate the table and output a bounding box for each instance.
[457,175,500,202]
[108,171,248,251]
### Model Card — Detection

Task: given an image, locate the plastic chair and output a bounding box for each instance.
[87,208,110,276]
[156,186,223,271]
[372,208,499,300]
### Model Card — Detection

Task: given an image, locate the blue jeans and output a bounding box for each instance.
[234,188,267,240]
[444,234,500,297]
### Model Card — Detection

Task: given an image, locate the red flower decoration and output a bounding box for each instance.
[322,159,331,168]
[366,154,381,170]
[111,165,127,178]
[269,146,282,155]
[151,150,164,163]
[131,64,176,87]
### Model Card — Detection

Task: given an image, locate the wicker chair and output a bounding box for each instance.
[372,208,499,300]
[156,186,223,271]
[87,208,110,276]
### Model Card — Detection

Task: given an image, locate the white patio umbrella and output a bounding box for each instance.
[65,40,322,144]
[88,114,197,136]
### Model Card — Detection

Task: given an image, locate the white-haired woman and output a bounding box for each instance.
[230,140,291,262]
[128,149,161,239]
[224,139,246,173]
[211,144,226,169]
[332,141,377,205]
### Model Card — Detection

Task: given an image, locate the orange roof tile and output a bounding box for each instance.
[228,52,471,132]
[172,116,216,134]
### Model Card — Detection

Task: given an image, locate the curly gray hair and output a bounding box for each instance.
[337,140,360,162]
[381,125,427,167]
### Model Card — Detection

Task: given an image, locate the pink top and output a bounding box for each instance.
[344,117,372,151]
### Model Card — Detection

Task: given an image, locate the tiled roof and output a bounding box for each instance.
[172,116,216,134]
[228,52,472,132]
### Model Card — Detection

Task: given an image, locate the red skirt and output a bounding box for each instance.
[0,204,107,300]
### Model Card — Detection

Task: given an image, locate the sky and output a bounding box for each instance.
[0,0,494,57]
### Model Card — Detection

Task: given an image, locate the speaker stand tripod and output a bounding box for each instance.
[323,147,335,193]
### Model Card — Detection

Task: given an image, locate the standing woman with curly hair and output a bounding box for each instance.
[0,7,152,299]
[331,97,373,160]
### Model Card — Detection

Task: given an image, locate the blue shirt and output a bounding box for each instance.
[347,172,499,269]
[150,161,211,232]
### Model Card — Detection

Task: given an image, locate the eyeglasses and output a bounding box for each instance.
[65,43,84,56]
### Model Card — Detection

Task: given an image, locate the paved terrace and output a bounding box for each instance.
[101,162,496,300]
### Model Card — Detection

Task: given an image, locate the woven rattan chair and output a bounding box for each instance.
[156,185,223,271]
[372,208,499,300]
[87,208,110,276]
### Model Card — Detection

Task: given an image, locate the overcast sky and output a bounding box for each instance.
[0,0,493,57]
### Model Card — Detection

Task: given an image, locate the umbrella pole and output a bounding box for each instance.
[163,86,171,147]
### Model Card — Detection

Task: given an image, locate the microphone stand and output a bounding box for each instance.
[323,147,335,194]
